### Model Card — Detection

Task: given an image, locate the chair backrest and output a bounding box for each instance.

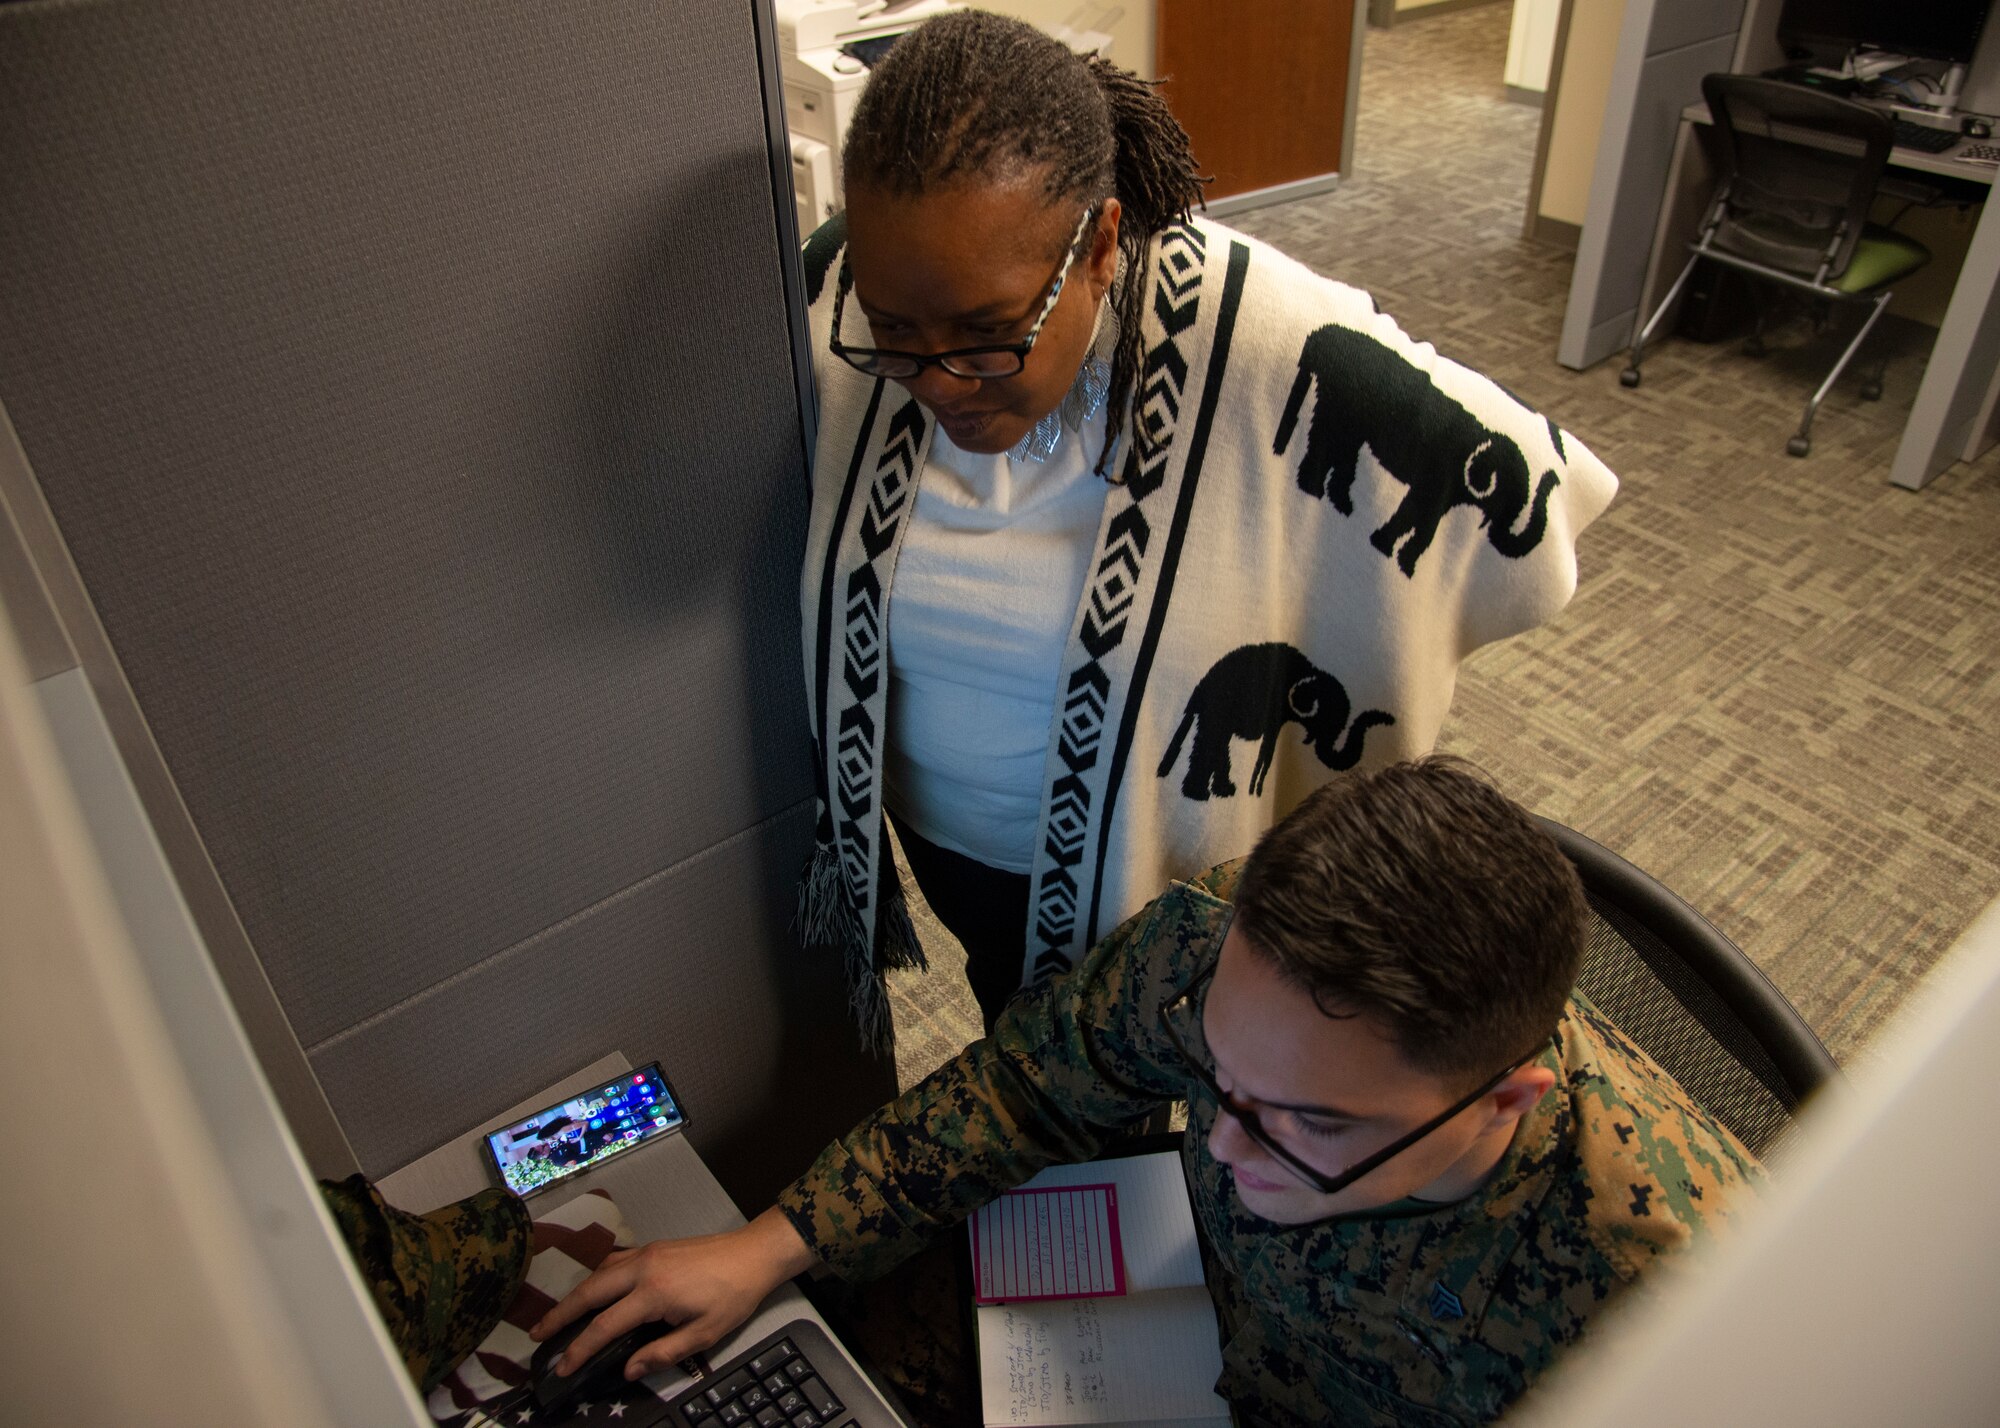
[1537,817,1840,1162]
[1700,72,1895,282]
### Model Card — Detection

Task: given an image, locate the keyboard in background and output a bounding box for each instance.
[1890,118,1962,153]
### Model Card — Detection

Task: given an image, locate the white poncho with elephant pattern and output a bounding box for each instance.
[795,214,1618,1045]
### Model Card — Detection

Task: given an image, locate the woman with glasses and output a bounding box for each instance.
[797,10,1619,1049]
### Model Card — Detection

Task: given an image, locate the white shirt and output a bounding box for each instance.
[883,409,1111,872]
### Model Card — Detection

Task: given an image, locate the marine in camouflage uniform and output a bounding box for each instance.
[776,861,1766,1427]
[319,1174,531,1393]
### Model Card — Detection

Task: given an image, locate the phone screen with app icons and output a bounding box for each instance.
[483,1063,686,1198]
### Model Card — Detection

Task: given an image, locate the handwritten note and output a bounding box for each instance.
[970,1154,1229,1425]
[975,1288,1228,1426]
[972,1184,1126,1303]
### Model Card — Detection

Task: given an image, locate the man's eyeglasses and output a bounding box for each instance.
[1157,953,1549,1199]
[829,205,1098,381]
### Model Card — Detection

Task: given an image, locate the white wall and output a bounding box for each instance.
[1506,0,1564,94]
[981,0,1156,78]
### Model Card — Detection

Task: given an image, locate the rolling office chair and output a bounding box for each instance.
[1620,73,1932,458]
[1538,817,1840,1160]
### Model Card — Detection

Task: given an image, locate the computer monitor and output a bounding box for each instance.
[1775,0,1993,67]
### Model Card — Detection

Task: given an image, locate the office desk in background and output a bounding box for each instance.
[1637,103,2000,491]
[378,1053,893,1421]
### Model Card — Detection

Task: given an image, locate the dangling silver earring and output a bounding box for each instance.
[1011,290,1119,464]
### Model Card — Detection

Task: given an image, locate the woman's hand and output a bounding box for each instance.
[530,1206,819,1380]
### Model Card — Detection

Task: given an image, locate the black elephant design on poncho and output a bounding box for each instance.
[1157,643,1395,801]
[1274,323,1562,577]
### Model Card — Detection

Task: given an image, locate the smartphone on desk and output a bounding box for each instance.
[484,1063,687,1198]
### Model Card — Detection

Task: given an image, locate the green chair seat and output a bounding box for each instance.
[1833,226,1932,293]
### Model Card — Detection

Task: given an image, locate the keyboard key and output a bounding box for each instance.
[797,1377,842,1419]
[668,1321,886,1428]
[715,1370,757,1401]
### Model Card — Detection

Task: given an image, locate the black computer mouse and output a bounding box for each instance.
[528,1315,662,1418]
[1965,116,1994,140]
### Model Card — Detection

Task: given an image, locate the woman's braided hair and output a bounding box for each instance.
[841,9,1207,479]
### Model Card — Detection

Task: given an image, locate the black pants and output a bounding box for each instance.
[889,813,1032,1033]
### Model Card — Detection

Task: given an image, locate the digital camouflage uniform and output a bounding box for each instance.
[777,862,1766,1427]
[319,1174,531,1393]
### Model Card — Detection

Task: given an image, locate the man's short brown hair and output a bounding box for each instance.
[1232,757,1587,1086]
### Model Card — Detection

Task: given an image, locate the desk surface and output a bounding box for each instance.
[378,1053,854,1410]
[1680,100,1999,185]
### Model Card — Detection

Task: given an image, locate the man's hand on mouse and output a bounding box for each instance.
[529,1206,818,1380]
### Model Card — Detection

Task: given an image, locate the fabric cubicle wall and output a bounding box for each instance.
[0,0,893,1205]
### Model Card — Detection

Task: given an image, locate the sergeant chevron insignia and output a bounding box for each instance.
[1429,1281,1467,1320]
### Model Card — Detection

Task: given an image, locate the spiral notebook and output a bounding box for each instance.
[968,1152,1229,1428]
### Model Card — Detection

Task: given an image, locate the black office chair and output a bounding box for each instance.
[1620,73,1932,458]
[1537,817,1840,1161]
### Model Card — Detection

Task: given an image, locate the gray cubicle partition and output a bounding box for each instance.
[0,0,894,1206]
[1558,0,1747,370]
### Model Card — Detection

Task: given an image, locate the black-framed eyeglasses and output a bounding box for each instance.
[829,205,1098,380]
[1158,953,1551,1199]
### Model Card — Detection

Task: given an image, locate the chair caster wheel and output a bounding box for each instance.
[1620,367,1641,388]
[1787,436,1811,458]
[1745,338,1767,358]
[1861,381,1883,401]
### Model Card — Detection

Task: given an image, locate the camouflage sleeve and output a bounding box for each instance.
[319,1174,531,1393]
[1567,996,1770,1280]
[1586,1081,1767,1281]
[777,881,1229,1281]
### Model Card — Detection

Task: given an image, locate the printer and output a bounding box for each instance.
[776,0,958,235]
[776,1,1121,235]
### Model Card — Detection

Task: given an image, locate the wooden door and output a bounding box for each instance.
[1155,0,1356,201]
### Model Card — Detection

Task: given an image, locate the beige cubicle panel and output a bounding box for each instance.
[1530,0,1628,246]
[0,570,424,1428]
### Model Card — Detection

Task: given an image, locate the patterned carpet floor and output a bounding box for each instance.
[887,4,2000,1085]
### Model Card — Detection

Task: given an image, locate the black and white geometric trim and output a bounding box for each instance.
[1029,223,1208,983]
[1126,223,1207,500]
[833,397,927,920]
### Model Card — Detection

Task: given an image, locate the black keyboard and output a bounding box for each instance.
[671,1320,905,1428]
[1890,118,1961,153]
